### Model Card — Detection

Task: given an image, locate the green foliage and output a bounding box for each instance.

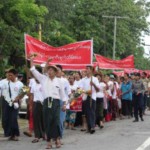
[0,0,48,76]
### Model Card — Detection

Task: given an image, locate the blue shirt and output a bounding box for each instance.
[121,81,132,101]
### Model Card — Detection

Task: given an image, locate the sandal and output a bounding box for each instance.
[56,140,61,148]
[23,131,32,137]
[71,128,76,130]
[46,144,52,149]
[32,138,39,143]
[8,136,14,141]
[12,136,19,141]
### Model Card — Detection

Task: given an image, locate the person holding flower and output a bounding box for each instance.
[79,65,99,134]
[66,74,78,130]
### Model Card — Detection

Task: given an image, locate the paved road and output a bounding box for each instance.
[1,111,150,150]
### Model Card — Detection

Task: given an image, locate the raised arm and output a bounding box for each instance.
[43,58,52,74]
[30,56,45,83]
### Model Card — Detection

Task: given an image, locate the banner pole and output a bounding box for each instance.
[91,38,93,65]
[24,33,30,84]
[90,38,93,108]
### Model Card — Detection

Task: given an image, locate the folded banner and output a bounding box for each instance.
[95,54,134,69]
[25,34,93,69]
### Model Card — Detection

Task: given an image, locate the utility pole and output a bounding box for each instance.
[102,16,128,60]
[38,23,42,41]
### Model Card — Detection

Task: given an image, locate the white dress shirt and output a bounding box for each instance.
[74,80,82,88]
[30,66,66,102]
[0,79,24,103]
[30,82,44,103]
[79,76,99,101]
[0,79,8,97]
[60,77,71,101]
[96,82,106,98]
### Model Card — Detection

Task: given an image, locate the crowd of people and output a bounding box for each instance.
[0,58,150,149]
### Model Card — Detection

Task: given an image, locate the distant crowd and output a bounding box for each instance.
[0,59,150,149]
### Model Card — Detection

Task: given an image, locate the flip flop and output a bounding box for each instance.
[12,137,19,141]
[23,131,32,137]
[32,139,39,143]
[45,144,52,149]
[71,128,76,130]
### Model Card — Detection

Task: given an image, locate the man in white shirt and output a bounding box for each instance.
[0,69,24,141]
[79,65,99,134]
[56,65,71,140]
[0,71,10,137]
[30,57,66,149]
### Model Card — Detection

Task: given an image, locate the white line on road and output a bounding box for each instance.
[134,132,150,135]
[136,137,150,150]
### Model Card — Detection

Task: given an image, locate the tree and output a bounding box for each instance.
[0,0,48,76]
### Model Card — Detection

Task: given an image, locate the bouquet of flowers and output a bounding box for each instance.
[69,88,92,107]
[20,86,30,95]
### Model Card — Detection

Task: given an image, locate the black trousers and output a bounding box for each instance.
[122,100,132,116]
[96,98,104,124]
[4,102,19,137]
[133,93,143,120]
[0,97,7,136]
[43,98,60,141]
[85,96,96,130]
[33,101,44,139]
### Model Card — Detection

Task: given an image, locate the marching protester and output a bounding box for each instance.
[23,77,35,138]
[66,74,78,130]
[0,70,10,137]
[95,73,106,128]
[110,75,119,121]
[56,64,71,143]
[0,69,24,141]
[132,73,145,122]
[30,76,45,143]
[121,73,132,118]
[79,65,99,134]
[74,71,86,131]
[30,56,67,149]
[147,75,150,110]
[141,72,149,114]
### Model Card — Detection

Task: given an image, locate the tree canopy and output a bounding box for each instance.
[0,0,150,76]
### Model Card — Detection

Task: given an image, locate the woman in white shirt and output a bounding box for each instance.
[66,75,77,130]
[95,74,106,128]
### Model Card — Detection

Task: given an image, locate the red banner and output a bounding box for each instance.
[95,54,134,69]
[124,69,140,74]
[113,71,124,77]
[62,62,98,71]
[70,97,82,112]
[25,34,93,69]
